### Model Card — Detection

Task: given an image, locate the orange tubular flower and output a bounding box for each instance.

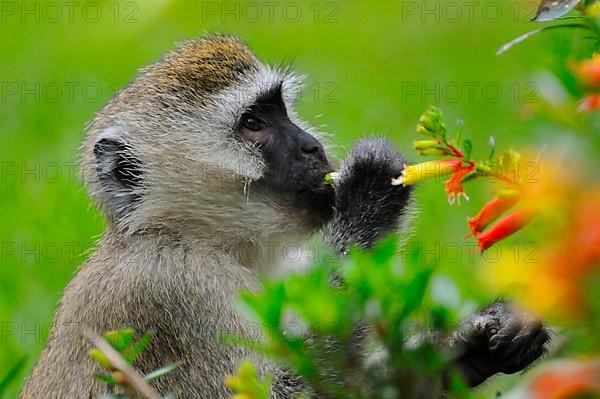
[444,164,475,205]
[476,209,536,251]
[467,195,520,237]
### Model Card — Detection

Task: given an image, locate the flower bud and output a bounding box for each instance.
[417,147,451,156]
[416,106,446,137]
[413,140,450,156]
[413,140,440,150]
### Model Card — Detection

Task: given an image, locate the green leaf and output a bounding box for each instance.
[0,357,27,397]
[371,235,397,266]
[401,268,434,319]
[93,373,118,386]
[532,0,582,22]
[241,283,286,327]
[458,170,479,184]
[417,106,447,141]
[225,361,272,399]
[427,305,460,332]
[104,328,135,351]
[144,363,180,383]
[89,348,112,370]
[453,119,464,147]
[462,139,473,161]
[124,329,156,363]
[447,370,474,398]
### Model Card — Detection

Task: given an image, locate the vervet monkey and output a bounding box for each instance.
[21,35,549,398]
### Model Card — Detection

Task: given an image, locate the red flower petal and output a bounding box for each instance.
[468,195,520,237]
[476,209,536,251]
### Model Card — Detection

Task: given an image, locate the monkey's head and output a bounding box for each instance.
[81,36,335,241]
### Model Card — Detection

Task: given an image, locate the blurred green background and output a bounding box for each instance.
[0,0,581,396]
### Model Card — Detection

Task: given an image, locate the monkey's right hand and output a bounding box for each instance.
[325,138,413,254]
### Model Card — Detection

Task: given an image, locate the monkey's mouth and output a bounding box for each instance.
[256,163,336,226]
[293,170,336,224]
[296,166,336,196]
[296,182,334,197]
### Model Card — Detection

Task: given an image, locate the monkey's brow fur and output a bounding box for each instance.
[145,35,259,101]
[20,35,549,399]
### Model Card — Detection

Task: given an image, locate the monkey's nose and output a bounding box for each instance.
[301,143,320,154]
[298,132,326,160]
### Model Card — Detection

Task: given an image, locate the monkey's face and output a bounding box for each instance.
[83,36,336,237]
[236,86,336,228]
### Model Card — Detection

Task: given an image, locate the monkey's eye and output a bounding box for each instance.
[240,113,266,131]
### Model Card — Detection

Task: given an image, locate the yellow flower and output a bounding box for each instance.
[391,159,462,186]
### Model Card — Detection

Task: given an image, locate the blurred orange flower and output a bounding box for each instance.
[571,55,600,112]
[482,151,600,321]
[515,358,600,399]
[573,54,600,90]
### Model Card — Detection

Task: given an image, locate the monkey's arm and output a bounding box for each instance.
[324,138,413,253]
[322,139,550,389]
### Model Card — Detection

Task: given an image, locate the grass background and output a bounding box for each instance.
[0,0,582,396]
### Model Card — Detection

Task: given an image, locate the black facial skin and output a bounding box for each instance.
[237,85,335,227]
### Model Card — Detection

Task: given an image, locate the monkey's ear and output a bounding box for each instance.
[94,138,142,189]
[92,129,142,218]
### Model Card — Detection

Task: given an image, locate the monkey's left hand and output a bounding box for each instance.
[449,301,550,387]
[325,138,413,253]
